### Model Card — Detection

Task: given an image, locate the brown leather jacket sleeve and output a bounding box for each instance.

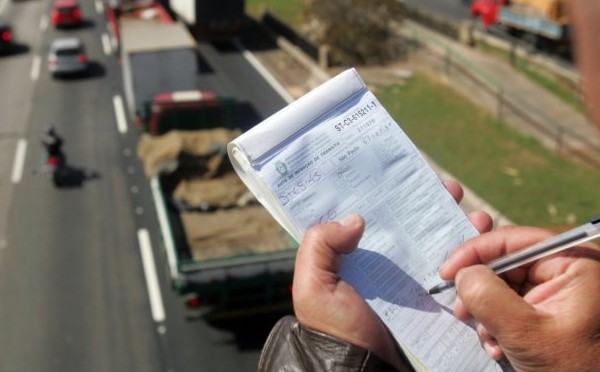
[258,316,410,372]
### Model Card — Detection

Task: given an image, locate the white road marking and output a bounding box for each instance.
[101,33,112,55]
[112,95,128,134]
[150,177,180,283]
[11,139,27,184]
[30,55,41,81]
[39,15,49,32]
[233,40,294,104]
[137,229,166,323]
[110,34,118,50]
[94,0,104,14]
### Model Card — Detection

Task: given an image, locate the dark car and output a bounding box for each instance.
[51,0,83,28]
[0,22,13,54]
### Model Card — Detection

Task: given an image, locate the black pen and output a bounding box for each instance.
[428,217,600,295]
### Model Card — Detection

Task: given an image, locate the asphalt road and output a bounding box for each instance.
[0,1,290,371]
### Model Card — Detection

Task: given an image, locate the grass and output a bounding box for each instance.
[245,0,306,29]
[376,73,600,227]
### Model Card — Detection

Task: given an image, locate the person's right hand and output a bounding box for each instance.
[440,226,600,371]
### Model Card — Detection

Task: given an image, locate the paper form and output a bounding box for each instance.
[251,88,506,371]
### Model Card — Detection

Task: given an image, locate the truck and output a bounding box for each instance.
[138,129,296,319]
[470,0,570,50]
[169,0,245,42]
[115,1,294,318]
[109,1,233,135]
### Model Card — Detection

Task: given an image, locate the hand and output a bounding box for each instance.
[440,226,600,371]
[292,181,493,369]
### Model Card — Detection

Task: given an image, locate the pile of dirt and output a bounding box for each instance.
[138,129,293,260]
[181,206,293,261]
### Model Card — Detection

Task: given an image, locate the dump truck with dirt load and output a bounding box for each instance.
[138,129,296,318]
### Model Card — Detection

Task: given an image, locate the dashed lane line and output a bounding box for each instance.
[137,228,166,323]
[11,139,27,184]
[30,55,41,81]
[94,0,104,14]
[101,33,112,56]
[112,95,128,134]
[39,15,48,32]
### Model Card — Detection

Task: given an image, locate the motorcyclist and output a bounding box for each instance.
[41,124,64,164]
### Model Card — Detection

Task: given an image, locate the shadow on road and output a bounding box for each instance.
[204,310,292,351]
[54,164,101,188]
[0,42,30,57]
[55,19,96,31]
[54,61,107,81]
[237,16,279,53]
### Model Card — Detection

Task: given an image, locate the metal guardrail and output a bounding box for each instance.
[405,23,600,168]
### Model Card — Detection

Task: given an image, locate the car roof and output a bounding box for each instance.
[52,0,78,8]
[50,37,83,50]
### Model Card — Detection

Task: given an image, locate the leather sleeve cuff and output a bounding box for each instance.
[259,315,407,372]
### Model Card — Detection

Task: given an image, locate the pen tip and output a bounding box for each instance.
[428,286,441,295]
[428,281,455,294]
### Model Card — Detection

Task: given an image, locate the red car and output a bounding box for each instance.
[51,0,83,28]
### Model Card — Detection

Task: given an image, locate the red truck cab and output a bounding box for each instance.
[470,0,507,28]
[141,90,236,136]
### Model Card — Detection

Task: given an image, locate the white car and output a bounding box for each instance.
[48,37,88,77]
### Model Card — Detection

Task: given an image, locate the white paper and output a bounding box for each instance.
[229,69,507,371]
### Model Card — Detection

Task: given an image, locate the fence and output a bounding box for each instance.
[404,23,600,168]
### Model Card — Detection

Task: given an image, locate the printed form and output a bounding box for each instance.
[253,89,505,371]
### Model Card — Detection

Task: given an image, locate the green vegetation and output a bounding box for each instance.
[478,43,587,116]
[246,0,305,28]
[244,2,598,227]
[376,73,600,227]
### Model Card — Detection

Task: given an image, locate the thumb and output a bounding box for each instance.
[293,214,365,294]
[455,265,537,343]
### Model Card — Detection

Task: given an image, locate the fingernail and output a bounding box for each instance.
[439,261,448,274]
[339,214,360,228]
[483,342,495,358]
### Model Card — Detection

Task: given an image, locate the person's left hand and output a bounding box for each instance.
[292,181,493,369]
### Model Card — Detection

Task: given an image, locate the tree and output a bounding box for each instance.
[303,0,406,65]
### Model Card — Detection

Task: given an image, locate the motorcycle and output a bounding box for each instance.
[42,152,67,187]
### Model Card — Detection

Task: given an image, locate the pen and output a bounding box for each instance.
[428,217,600,295]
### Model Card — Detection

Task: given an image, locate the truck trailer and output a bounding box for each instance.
[138,130,296,319]
[118,2,198,120]
[169,0,245,42]
[113,1,236,135]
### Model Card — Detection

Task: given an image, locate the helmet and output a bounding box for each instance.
[44,124,55,135]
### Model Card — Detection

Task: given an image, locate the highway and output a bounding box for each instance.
[0,0,289,371]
